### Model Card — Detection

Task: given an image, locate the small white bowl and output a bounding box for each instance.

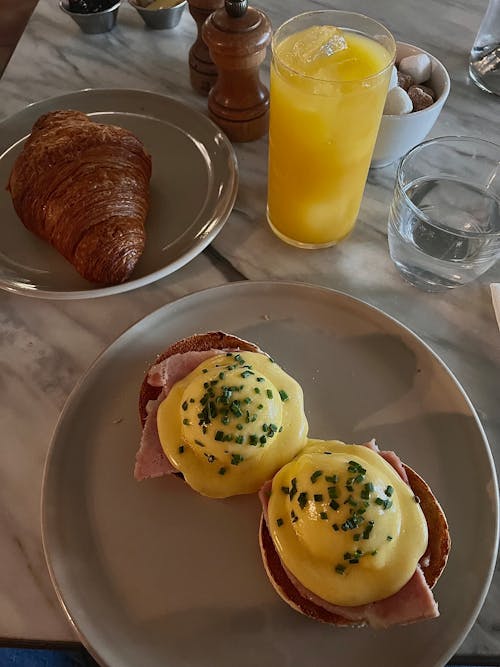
[371,42,450,169]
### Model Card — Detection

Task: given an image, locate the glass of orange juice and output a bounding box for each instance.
[267,11,396,248]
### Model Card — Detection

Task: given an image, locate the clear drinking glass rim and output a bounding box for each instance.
[396,134,500,238]
[272,10,396,85]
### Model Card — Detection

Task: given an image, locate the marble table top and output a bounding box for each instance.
[0,0,499,659]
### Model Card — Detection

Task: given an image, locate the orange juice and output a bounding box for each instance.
[267,17,394,247]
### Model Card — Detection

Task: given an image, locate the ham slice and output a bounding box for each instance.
[134,349,230,481]
[259,443,439,628]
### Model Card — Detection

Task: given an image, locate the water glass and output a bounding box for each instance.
[388,136,500,291]
[469,0,500,95]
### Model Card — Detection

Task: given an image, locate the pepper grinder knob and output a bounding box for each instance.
[202,1,272,142]
[225,0,247,17]
[187,0,225,96]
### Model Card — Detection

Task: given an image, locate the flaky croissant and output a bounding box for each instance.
[8,110,152,285]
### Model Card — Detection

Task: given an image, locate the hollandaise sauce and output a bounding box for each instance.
[157,352,308,498]
[267,439,428,606]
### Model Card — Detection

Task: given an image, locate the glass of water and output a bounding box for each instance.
[469,0,500,95]
[388,136,500,291]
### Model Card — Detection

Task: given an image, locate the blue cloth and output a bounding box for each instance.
[0,649,493,667]
[0,649,98,666]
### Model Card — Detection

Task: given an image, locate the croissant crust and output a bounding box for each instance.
[8,110,152,285]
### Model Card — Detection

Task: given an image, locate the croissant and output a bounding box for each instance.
[8,110,152,285]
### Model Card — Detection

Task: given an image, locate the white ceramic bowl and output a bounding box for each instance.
[371,42,450,169]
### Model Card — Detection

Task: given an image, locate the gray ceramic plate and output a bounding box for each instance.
[42,282,498,667]
[0,89,237,299]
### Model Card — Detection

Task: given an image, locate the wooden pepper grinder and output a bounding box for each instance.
[202,0,272,142]
[187,0,225,95]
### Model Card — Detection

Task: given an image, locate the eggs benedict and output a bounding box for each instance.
[259,438,450,628]
[135,332,308,498]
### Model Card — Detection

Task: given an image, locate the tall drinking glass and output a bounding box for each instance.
[267,11,395,248]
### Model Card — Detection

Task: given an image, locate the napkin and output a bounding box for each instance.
[491,284,500,332]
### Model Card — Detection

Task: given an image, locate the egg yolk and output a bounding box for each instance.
[157,352,308,498]
[267,439,428,606]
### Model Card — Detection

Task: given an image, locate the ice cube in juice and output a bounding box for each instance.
[267,25,393,247]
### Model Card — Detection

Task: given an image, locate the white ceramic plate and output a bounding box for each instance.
[0,89,237,299]
[42,282,498,667]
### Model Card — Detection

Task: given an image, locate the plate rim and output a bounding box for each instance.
[0,88,238,300]
[41,280,500,667]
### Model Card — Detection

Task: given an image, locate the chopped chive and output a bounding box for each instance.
[353,533,360,542]
[385,485,394,497]
[328,486,339,499]
[276,518,284,527]
[178,445,184,454]
[244,397,251,404]
[256,377,264,382]
[248,435,258,446]
[194,439,204,447]
[259,435,267,444]
[181,401,188,411]
[182,418,190,425]
[387,535,393,541]
[298,492,308,509]
[332,523,339,531]
[222,416,230,425]
[320,511,328,520]
[354,474,364,484]
[235,435,244,444]
[269,424,278,432]
[219,372,225,380]
[335,564,346,574]
[325,475,338,484]
[343,552,352,561]
[230,403,242,417]
[314,494,323,502]
[215,430,224,441]
[375,497,385,506]
[310,470,323,484]
[202,369,208,374]
[281,486,290,495]
[266,389,273,399]
[349,558,359,564]
[289,478,298,500]
[329,500,339,511]
[218,467,226,475]
[279,390,289,401]
[257,404,264,410]
[236,423,243,430]
[189,398,195,403]
[371,550,378,556]
[254,387,261,394]
[234,354,243,363]
[231,454,244,466]
[240,370,254,378]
